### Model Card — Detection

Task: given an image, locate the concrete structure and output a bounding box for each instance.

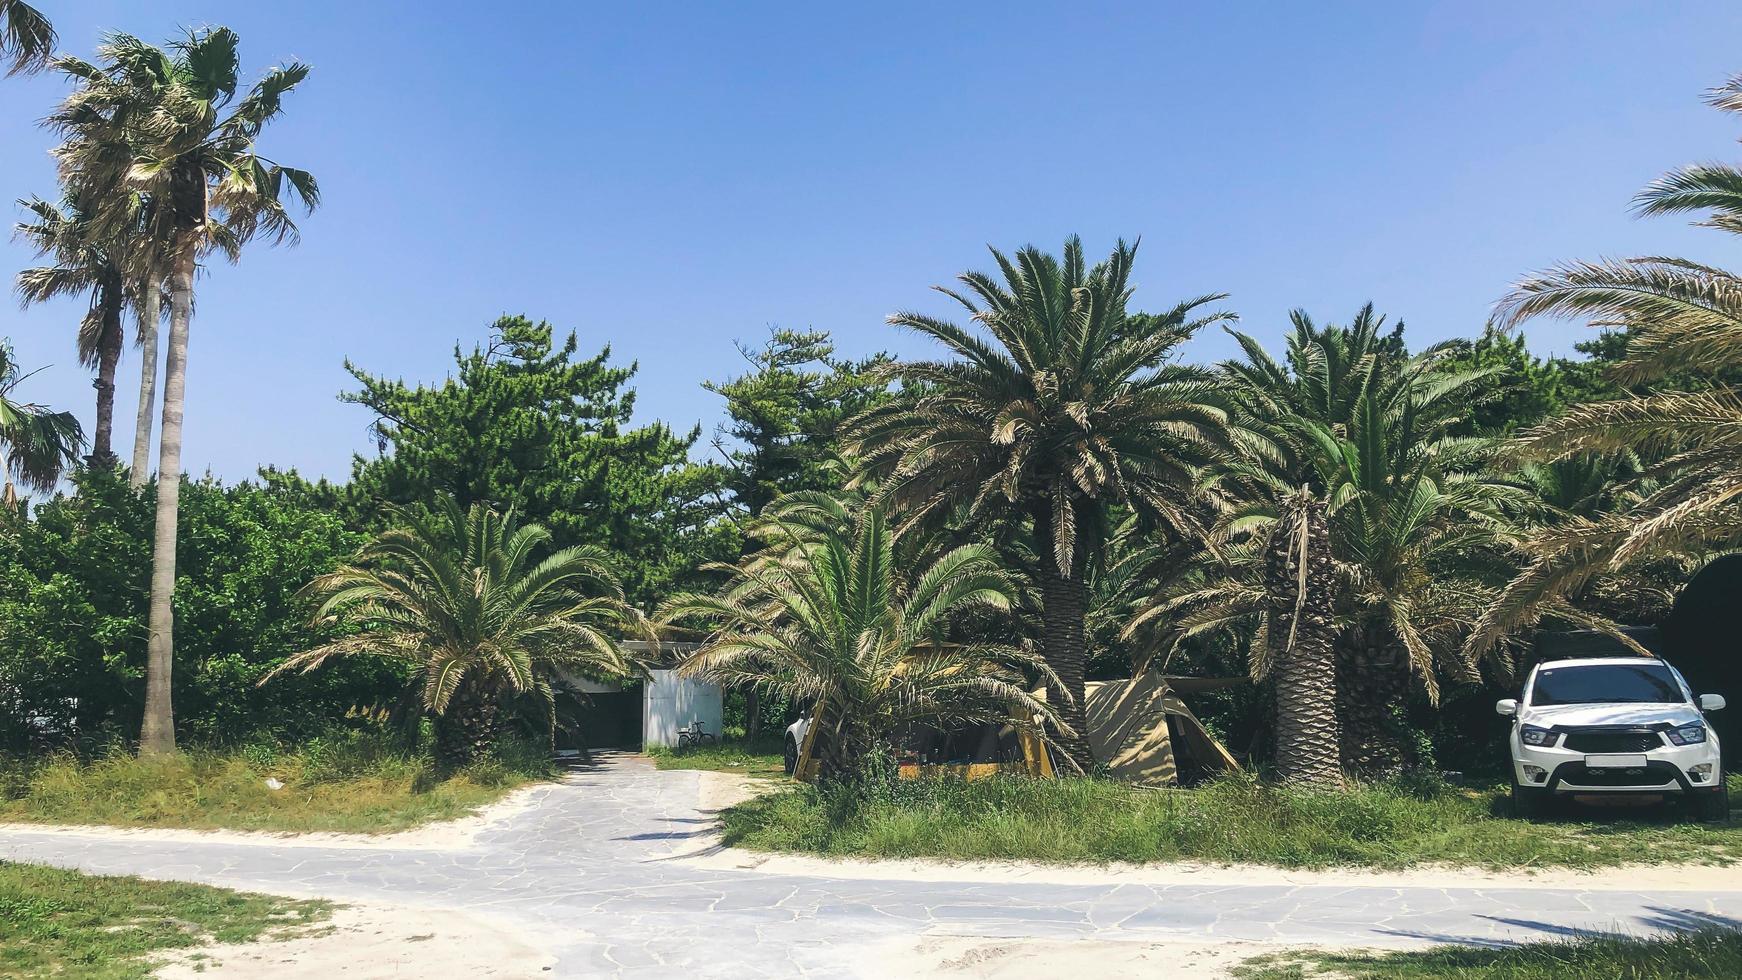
[642,667,721,748]
[555,642,719,749]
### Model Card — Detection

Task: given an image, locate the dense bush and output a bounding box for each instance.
[0,468,404,750]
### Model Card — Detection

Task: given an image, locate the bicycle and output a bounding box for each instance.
[676,721,716,751]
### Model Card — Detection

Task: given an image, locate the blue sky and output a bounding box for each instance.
[4,2,1741,483]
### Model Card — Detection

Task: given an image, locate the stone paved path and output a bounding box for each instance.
[4,753,1741,977]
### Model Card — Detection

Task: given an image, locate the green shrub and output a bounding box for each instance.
[1237,927,1742,979]
[0,860,330,978]
[0,733,554,833]
[722,771,1742,870]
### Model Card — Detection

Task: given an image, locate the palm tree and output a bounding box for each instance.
[661,494,1059,780]
[127,259,164,488]
[1263,488,1340,786]
[1136,314,1525,776]
[0,338,83,506]
[266,498,649,766]
[49,29,319,754]
[15,193,128,466]
[1466,73,1742,662]
[847,237,1237,770]
[0,0,52,75]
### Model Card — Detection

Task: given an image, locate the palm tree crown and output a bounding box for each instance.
[0,339,84,504]
[15,192,131,464]
[1467,73,1742,661]
[0,0,53,75]
[852,237,1234,565]
[48,28,319,259]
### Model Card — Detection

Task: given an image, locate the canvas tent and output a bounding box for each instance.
[1043,674,1240,787]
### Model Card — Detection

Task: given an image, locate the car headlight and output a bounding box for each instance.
[1666,723,1707,745]
[1520,725,1559,747]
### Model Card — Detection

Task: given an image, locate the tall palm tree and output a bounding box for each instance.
[1137,316,1525,776]
[1465,73,1742,661]
[50,28,319,754]
[847,237,1237,770]
[662,494,1059,780]
[15,193,128,466]
[0,338,83,506]
[266,498,649,766]
[0,0,52,75]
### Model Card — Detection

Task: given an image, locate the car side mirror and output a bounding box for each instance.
[1495,698,1519,717]
[1700,694,1727,712]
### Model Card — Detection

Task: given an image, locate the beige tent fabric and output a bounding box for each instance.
[1044,675,1240,787]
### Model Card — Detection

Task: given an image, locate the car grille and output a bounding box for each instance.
[1562,731,1662,753]
[1562,761,1675,788]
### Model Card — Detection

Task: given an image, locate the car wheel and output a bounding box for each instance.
[1696,785,1731,822]
[1511,779,1547,819]
[783,736,798,776]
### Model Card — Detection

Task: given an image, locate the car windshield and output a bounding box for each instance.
[1530,662,1684,706]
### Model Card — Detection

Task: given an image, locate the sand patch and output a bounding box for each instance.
[874,934,1276,979]
[696,770,777,812]
[152,903,555,978]
[689,843,1742,892]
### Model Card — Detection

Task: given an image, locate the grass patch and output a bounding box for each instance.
[720,771,1742,871]
[1234,926,1742,978]
[0,860,331,979]
[0,732,554,834]
[646,736,786,778]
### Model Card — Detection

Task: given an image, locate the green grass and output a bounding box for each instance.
[1234,927,1742,978]
[646,736,787,778]
[720,770,1742,871]
[0,733,554,834]
[0,860,332,979]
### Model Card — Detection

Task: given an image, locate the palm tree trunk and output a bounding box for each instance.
[87,279,124,467]
[138,250,192,756]
[745,687,762,739]
[1336,629,1409,778]
[435,677,504,768]
[1035,556,1096,774]
[1265,491,1341,787]
[129,275,160,488]
[1028,500,1096,773]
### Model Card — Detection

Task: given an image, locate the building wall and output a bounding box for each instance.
[643,669,723,748]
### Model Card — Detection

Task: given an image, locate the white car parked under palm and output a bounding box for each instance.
[1498,656,1728,820]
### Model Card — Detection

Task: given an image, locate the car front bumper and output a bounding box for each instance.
[1512,736,1722,795]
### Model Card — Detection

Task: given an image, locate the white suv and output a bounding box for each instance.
[1498,657,1728,819]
